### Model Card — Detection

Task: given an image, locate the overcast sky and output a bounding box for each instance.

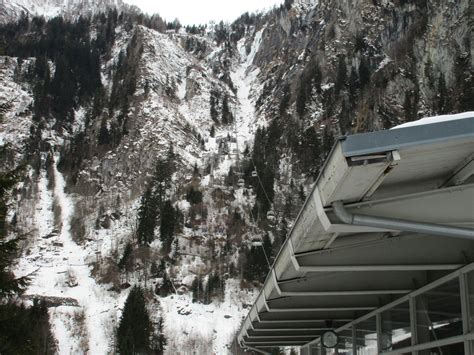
[123,0,284,25]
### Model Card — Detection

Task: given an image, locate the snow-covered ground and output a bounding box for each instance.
[230,28,265,153]
[10,23,266,354]
[162,279,256,354]
[15,157,257,353]
[0,13,265,355]
[16,157,124,354]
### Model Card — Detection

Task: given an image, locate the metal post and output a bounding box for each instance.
[376,313,382,354]
[352,325,357,355]
[409,296,417,355]
[460,272,473,354]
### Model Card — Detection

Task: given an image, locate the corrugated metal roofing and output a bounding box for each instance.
[238,115,474,352]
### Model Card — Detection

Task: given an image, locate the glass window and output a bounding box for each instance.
[425,341,465,354]
[354,317,377,355]
[467,270,474,332]
[415,278,462,344]
[381,301,412,352]
[336,329,354,354]
[309,343,322,355]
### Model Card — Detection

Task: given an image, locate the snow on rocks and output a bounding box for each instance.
[230,28,265,154]
[15,157,122,354]
[0,56,34,163]
[8,21,267,354]
[161,279,256,355]
[0,0,131,24]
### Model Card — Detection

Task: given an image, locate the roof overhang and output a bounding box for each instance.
[238,115,474,353]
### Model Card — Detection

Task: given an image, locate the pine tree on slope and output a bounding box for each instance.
[117,286,152,354]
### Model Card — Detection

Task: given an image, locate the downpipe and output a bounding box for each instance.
[332,201,474,240]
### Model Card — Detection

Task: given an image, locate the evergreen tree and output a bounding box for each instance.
[437,74,450,114]
[334,55,347,95]
[299,185,306,202]
[202,272,223,304]
[150,259,166,281]
[171,237,180,259]
[454,51,474,111]
[404,91,417,122]
[296,75,309,118]
[210,90,220,123]
[151,317,167,354]
[358,58,371,89]
[0,171,28,298]
[136,151,176,247]
[322,127,334,159]
[186,187,202,205]
[150,261,159,278]
[0,171,56,354]
[348,66,359,106]
[243,246,269,282]
[191,276,204,302]
[262,234,274,262]
[98,116,111,145]
[0,300,56,354]
[157,259,166,278]
[300,128,322,178]
[50,54,76,121]
[251,126,279,215]
[136,186,159,245]
[160,200,176,253]
[203,278,211,305]
[118,242,133,271]
[339,99,352,134]
[221,94,233,124]
[109,33,143,114]
[117,286,152,355]
[279,84,291,115]
[296,60,322,118]
[152,151,175,210]
[156,270,173,297]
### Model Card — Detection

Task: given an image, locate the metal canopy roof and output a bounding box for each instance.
[238,115,474,353]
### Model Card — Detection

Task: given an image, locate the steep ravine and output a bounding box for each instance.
[16,155,123,353]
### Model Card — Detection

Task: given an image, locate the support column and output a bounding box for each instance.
[461,272,474,354]
[409,296,417,355]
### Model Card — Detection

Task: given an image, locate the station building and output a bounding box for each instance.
[238,114,474,354]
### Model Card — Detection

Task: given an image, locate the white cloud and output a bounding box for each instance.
[123,0,284,25]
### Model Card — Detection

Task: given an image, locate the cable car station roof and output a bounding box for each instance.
[238,114,474,352]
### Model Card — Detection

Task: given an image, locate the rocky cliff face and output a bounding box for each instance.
[0,0,472,352]
[252,0,472,131]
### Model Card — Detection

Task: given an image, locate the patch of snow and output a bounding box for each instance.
[161,279,256,354]
[15,157,123,354]
[392,111,474,129]
[321,82,334,91]
[376,56,392,72]
[230,28,265,155]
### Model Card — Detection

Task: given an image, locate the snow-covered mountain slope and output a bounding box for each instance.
[2,13,266,353]
[16,157,123,354]
[0,57,33,170]
[0,0,134,23]
[0,0,472,353]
